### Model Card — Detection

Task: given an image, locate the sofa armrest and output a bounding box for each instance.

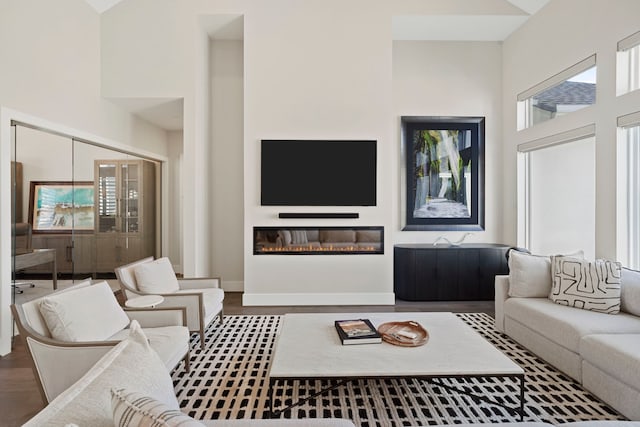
[125,307,187,328]
[494,275,510,333]
[178,277,222,290]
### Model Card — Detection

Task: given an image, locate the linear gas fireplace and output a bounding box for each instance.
[254,226,384,255]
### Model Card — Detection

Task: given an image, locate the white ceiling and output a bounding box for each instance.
[85,0,549,131]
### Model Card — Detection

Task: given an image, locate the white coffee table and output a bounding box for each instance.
[124,295,164,308]
[268,312,525,418]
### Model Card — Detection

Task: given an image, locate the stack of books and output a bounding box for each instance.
[334,319,382,345]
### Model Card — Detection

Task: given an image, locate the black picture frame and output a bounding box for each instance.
[401,116,485,231]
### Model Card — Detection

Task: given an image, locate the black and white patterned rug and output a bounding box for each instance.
[172,313,625,426]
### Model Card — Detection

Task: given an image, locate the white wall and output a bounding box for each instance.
[210,40,244,291]
[0,0,169,355]
[167,131,183,273]
[392,41,504,245]
[502,0,640,260]
[99,0,513,305]
[242,3,394,305]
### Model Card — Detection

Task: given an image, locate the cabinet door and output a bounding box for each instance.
[119,162,141,234]
[49,236,73,273]
[458,249,481,300]
[96,162,117,233]
[72,234,95,275]
[95,235,142,272]
[29,235,72,273]
[415,250,439,300]
[120,236,142,265]
[435,249,459,300]
[394,247,416,300]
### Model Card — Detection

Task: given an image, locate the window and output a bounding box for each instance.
[518,126,596,259]
[617,112,640,269]
[517,56,596,130]
[617,31,640,96]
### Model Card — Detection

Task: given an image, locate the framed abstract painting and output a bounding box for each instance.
[401,116,485,231]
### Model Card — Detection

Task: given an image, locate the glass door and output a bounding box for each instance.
[120,162,140,234]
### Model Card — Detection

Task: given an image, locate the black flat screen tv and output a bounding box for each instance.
[261,139,376,206]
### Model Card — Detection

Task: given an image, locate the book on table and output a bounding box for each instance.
[334,319,382,345]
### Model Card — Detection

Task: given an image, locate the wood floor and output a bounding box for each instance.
[0,292,494,427]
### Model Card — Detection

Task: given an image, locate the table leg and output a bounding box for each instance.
[520,374,525,421]
[52,258,57,290]
[268,379,274,418]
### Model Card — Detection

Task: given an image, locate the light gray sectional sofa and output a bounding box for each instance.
[495,250,640,420]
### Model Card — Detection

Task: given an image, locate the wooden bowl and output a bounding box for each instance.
[377,320,429,347]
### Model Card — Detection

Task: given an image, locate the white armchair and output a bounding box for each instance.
[11,279,190,404]
[115,257,224,349]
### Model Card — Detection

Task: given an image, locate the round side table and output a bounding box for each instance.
[125,295,165,308]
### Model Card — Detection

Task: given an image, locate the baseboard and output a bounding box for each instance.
[222,280,244,292]
[242,292,395,306]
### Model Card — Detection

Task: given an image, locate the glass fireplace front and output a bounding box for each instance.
[253,226,384,255]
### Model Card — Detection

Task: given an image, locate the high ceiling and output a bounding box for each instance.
[86,0,549,131]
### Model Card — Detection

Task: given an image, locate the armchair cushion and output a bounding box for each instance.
[38,281,129,341]
[134,257,180,294]
[108,325,189,371]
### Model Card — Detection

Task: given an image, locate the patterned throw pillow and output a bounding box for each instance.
[111,388,204,427]
[550,256,622,314]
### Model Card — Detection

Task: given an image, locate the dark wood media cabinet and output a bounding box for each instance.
[394,243,510,301]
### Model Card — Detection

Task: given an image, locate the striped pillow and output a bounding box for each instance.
[111,388,204,427]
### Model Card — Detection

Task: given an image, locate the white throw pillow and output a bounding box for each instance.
[22,321,179,427]
[508,250,552,298]
[111,388,205,427]
[39,281,129,342]
[134,257,180,294]
[621,267,640,316]
[550,256,622,314]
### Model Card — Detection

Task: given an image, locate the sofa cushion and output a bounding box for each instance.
[23,321,179,427]
[550,256,621,314]
[134,257,180,294]
[111,388,204,427]
[621,267,640,316]
[504,297,640,352]
[38,281,129,342]
[580,334,640,392]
